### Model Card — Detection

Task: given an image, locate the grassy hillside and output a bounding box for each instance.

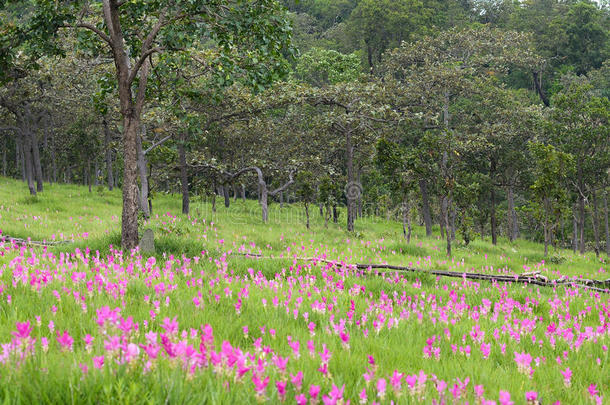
[0,176,606,280]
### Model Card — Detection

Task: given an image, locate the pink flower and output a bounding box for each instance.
[499,390,514,405]
[161,317,178,336]
[13,321,32,340]
[560,367,572,387]
[390,370,403,392]
[376,378,386,399]
[273,355,289,374]
[295,394,307,405]
[40,337,49,352]
[93,356,104,369]
[290,371,303,391]
[359,388,367,404]
[252,374,269,398]
[276,381,287,402]
[309,385,321,400]
[474,385,485,398]
[56,330,74,351]
[526,391,538,403]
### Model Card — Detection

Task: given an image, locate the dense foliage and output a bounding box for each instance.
[0,0,609,256]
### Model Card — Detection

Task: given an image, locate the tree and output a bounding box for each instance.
[529,142,572,257]
[1,0,295,249]
[296,171,316,229]
[383,25,542,255]
[548,75,610,254]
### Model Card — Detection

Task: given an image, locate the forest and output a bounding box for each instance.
[0,1,609,404]
[1,0,609,256]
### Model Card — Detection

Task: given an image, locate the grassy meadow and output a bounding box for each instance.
[0,176,607,404]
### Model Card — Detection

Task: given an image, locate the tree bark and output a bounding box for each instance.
[136,134,150,218]
[20,140,25,182]
[592,191,600,258]
[419,179,433,236]
[279,191,284,209]
[1,136,6,177]
[604,191,610,257]
[178,134,189,215]
[402,198,411,243]
[94,160,99,186]
[490,185,497,245]
[532,70,550,107]
[103,116,114,191]
[573,203,578,253]
[506,185,518,241]
[223,185,230,208]
[87,160,92,193]
[441,195,451,257]
[29,130,43,192]
[305,202,309,229]
[23,135,36,195]
[241,183,246,201]
[121,116,141,250]
[333,204,338,223]
[450,206,456,241]
[345,128,355,232]
[578,191,585,254]
[490,159,497,245]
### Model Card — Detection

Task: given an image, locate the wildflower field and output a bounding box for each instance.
[0,178,607,404]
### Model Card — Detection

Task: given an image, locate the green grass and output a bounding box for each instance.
[0,176,606,280]
[0,176,608,404]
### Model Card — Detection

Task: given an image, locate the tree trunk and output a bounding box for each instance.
[223,185,230,208]
[94,160,99,186]
[419,179,433,236]
[532,70,550,107]
[103,116,114,191]
[490,186,497,245]
[441,195,451,257]
[450,206,456,241]
[211,183,217,213]
[261,186,268,222]
[136,134,150,218]
[87,160,92,193]
[402,198,411,243]
[573,203,578,253]
[489,158,497,245]
[29,130,43,192]
[333,204,338,223]
[592,191,600,258]
[1,136,6,177]
[506,185,518,241]
[440,208,445,239]
[325,205,330,228]
[241,183,246,201]
[121,116,141,251]
[280,191,284,209]
[23,136,36,195]
[578,195,585,254]
[305,202,309,229]
[178,135,189,215]
[604,191,610,257]
[319,203,323,216]
[233,183,238,201]
[345,128,355,232]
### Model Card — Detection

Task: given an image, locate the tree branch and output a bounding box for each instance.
[70,23,114,48]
